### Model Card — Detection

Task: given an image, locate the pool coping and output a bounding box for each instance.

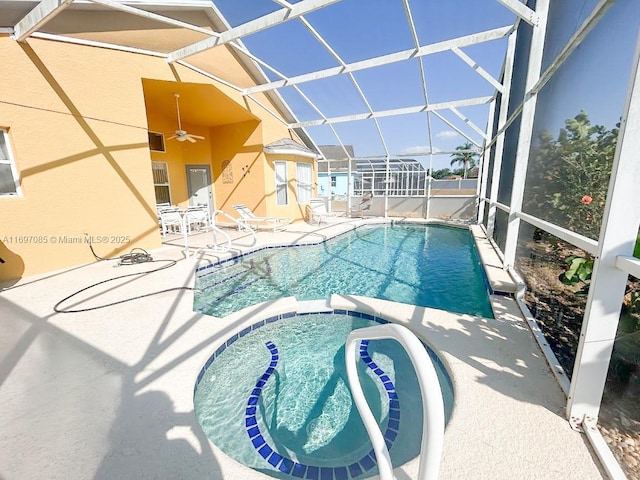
[0,218,607,480]
[469,225,518,296]
[193,307,444,479]
[185,293,604,480]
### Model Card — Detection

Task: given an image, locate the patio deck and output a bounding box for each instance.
[0,218,605,479]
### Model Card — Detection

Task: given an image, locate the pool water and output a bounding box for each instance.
[195,224,493,318]
[194,313,454,479]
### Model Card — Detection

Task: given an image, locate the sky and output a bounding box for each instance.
[210,0,639,170]
[531,0,640,141]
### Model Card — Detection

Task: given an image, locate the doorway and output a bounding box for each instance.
[185,165,213,214]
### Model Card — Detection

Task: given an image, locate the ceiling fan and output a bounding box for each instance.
[167,93,204,143]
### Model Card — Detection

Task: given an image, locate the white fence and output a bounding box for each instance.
[330,194,477,221]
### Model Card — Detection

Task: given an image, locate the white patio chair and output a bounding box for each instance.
[184,206,211,234]
[350,193,372,218]
[232,204,292,232]
[156,203,172,222]
[307,198,338,226]
[159,207,182,237]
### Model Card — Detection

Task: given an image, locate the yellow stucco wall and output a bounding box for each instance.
[146,107,212,209]
[264,155,317,220]
[0,31,302,282]
[210,120,267,215]
[0,37,162,282]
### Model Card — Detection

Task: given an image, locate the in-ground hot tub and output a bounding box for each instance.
[194,310,454,479]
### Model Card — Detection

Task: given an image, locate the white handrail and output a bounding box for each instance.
[213,209,257,248]
[345,323,445,480]
[182,209,257,259]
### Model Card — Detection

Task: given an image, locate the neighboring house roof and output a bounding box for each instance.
[318,160,358,173]
[318,145,357,173]
[318,145,355,160]
[264,138,320,159]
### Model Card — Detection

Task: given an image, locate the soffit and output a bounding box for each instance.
[142,78,259,127]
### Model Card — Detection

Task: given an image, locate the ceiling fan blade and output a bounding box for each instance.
[191,135,205,140]
[186,135,197,143]
[167,134,178,141]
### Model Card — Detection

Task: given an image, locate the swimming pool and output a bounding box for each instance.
[194,312,454,479]
[194,224,493,318]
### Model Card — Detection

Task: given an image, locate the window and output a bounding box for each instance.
[275,161,288,206]
[152,161,171,205]
[296,162,312,204]
[148,131,165,152]
[330,175,337,187]
[0,130,19,196]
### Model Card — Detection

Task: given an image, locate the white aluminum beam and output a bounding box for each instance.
[244,26,513,95]
[13,0,74,42]
[502,0,550,267]
[582,419,628,480]
[431,110,481,148]
[477,97,496,224]
[88,0,217,36]
[347,150,479,159]
[517,211,598,256]
[616,255,640,280]
[288,79,355,164]
[487,30,517,237]
[449,106,488,139]
[402,0,436,167]
[452,47,504,92]
[32,31,166,57]
[174,60,292,127]
[567,34,640,429]
[271,0,293,7]
[289,96,492,128]
[297,16,390,157]
[485,102,524,151]
[166,0,341,62]
[531,0,615,96]
[495,0,539,26]
[230,43,289,81]
[494,201,511,214]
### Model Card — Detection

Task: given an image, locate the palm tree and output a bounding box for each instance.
[450,143,479,179]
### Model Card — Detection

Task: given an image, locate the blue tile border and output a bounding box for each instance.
[193,309,454,477]
[195,239,330,275]
[236,337,401,478]
[194,309,450,396]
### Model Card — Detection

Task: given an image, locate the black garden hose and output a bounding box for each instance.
[53,238,196,313]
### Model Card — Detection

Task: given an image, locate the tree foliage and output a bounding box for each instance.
[449,143,479,179]
[523,111,618,240]
[430,168,452,179]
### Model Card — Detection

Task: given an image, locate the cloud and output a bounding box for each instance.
[436,130,458,138]
[401,145,431,155]
[400,145,443,155]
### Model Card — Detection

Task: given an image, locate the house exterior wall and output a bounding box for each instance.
[264,154,317,220]
[210,120,266,214]
[0,31,301,282]
[318,172,351,197]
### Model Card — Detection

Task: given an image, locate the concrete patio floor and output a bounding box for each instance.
[0,218,606,479]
